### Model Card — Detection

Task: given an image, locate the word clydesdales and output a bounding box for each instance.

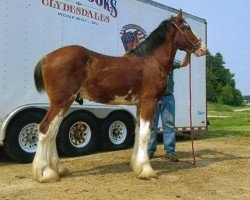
[41,0,118,23]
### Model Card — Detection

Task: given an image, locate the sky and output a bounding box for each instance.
[154,0,250,95]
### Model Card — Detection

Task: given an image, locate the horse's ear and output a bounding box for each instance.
[176,9,183,22]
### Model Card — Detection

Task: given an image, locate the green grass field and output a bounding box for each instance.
[195,103,250,139]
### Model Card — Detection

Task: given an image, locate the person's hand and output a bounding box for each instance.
[180,53,191,67]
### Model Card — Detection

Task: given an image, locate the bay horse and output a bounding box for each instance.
[33,11,206,183]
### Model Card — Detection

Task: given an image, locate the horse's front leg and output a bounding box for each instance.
[131,101,157,179]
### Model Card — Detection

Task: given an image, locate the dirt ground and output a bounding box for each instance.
[0,136,249,200]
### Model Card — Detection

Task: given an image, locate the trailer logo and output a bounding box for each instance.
[41,0,118,23]
[120,24,147,52]
[67,0,118,18]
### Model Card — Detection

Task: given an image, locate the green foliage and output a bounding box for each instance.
[220,84,234,105]
[234,89,244,105]
[195,103,250,139]
[207,102,244,112]
[206,50,243,105]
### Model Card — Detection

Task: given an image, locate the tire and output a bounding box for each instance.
[100,112,135,150]
[4,108,47,163]
[57,111,99,156]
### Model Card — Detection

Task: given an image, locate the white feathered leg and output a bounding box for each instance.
[33,112,64,183]
[132,118,156,179]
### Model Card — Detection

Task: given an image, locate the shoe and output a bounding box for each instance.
[161,155,179,162]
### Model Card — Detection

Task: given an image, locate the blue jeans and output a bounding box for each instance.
[148,94,176,156]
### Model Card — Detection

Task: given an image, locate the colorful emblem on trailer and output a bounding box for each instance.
[120,24,147,52]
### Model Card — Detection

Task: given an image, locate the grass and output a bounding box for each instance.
[194,103,250,139]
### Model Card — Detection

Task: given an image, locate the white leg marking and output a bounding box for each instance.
[48,133,69,177]
[137,119,150,163]
[33,112,65,183]
[132,118,156,179]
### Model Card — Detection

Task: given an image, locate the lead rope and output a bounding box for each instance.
[189,57,196,165]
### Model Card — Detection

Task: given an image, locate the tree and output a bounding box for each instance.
[220,84,234,105]
[234,89,244,106]
[206,50,243,105]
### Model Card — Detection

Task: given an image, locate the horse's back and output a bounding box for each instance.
[46,45,89,62]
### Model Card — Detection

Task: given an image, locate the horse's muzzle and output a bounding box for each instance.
[194,42,206,57]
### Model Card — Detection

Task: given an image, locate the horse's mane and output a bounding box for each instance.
[127,16,184,57]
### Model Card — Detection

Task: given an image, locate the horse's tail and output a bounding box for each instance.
[34,59,45,93]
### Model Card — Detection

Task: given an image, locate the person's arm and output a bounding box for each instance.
[179,52,191,68]
[172,53,191,70]
[172,59,181,70]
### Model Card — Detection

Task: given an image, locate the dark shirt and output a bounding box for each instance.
[165,59,181,95]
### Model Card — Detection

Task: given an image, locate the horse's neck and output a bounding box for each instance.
[151,36,178,77]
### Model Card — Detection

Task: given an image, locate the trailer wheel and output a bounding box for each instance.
[100,112,135,150]
[4,108,46,163]
[57,111,99,156]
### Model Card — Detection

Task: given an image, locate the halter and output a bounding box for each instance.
[172,22,202,53]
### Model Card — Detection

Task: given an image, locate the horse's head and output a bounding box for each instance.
[172,10,206,57]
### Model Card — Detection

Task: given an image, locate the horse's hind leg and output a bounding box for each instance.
[33,100,72,183]
[47,120,69,177]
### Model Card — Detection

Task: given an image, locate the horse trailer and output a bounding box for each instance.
[0,0,207,162]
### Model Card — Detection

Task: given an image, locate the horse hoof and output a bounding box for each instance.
[138,171,157,180]
[42,168,60,183]
[34,167,60,183]
[137,165,157,180]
